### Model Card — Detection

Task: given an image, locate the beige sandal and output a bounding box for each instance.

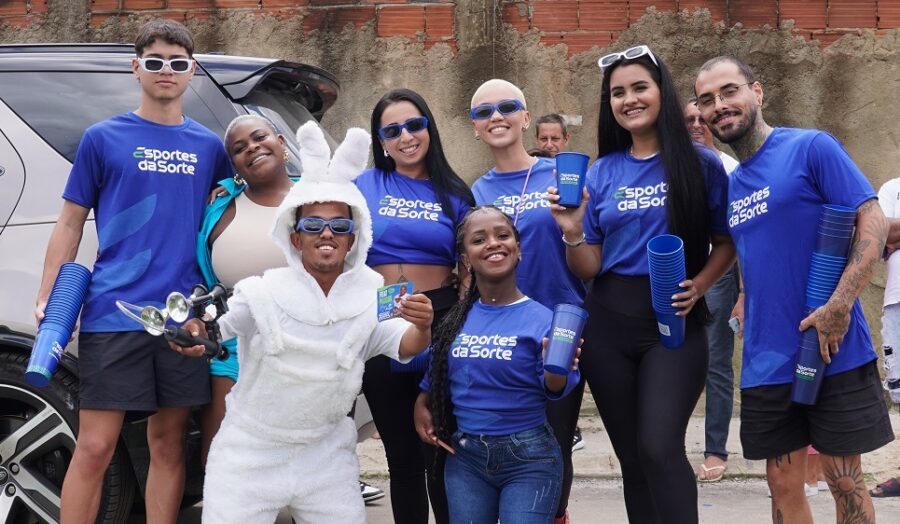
[697,463,726,483]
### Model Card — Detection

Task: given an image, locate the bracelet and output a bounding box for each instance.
[561,232,586,248]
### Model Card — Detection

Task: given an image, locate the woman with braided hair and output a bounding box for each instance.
[413,205,581,524]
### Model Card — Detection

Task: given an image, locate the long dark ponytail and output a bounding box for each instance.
[597,53,711,321]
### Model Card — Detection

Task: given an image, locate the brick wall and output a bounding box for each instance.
[2,1,899,54]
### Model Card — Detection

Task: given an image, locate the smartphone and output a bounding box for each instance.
[728,316,741,333]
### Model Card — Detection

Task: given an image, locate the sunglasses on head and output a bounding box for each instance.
[294,217,355,235]
[137,57,194,74]
[378,116,429,141]
[597,45,659,71]
[469,99,525,120]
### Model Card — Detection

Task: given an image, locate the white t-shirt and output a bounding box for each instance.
[878,177,900,308]
[719,150,739,175]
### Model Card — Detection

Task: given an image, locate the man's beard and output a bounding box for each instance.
[712,106,757,144]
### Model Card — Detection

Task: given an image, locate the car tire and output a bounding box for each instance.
[0,349,136,523]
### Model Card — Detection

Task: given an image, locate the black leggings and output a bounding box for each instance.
[581,274,708,524]
[361,286,456,524]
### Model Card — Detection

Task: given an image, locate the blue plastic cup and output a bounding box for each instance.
[791,321,827,405]
[655,310,685,349]
[26,327,68,387]
[555,152,590,208]
[815,231,853,257]
[544,304,589,375]
[648,235,686,310]
[27,263,91,387]
[822,204,856,219]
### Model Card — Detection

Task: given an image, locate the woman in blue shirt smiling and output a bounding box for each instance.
[549,46,735,523]
[414,205,580,524]
[355,88,474,524]
[468,79,586,524]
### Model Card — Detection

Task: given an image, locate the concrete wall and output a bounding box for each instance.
[2,0,899,342]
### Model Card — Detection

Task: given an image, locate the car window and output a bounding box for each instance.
[0,72,227,162]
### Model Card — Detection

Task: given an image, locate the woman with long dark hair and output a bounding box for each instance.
[467,79,586,524]
[355,88,474,524]
[414,205,581,524]
[549,46,735,522]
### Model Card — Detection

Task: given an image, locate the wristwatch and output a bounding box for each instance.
[562,232,586,248]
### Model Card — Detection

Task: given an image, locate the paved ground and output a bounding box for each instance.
[150,412,900,523]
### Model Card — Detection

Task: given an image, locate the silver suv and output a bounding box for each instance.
[0,44,372,523]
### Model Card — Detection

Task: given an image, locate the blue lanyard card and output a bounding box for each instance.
[377,282,414,322]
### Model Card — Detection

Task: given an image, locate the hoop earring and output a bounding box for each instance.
[474,135,481,141]
[384,150,389,158]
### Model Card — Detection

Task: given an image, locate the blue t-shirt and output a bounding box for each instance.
[63,113,230,332]
[355,168,471,267]
[582,146,729,276]
[472,157,586,309]
[728,128,877,388]
[421,298,580,435]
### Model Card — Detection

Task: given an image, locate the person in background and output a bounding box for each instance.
[535,113,571,158]
[683,98,740,483]
[468,79,587,524]
[696,54,893,524]
[356,88,474,524]
[868,177,900,498]
[550,45,734,523]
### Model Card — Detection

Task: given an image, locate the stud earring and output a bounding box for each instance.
[384,150,389,158]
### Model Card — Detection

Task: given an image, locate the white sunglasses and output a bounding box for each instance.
[597,45,659,71]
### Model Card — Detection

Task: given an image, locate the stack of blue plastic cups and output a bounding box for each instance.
[647,234,687,349]
[26,262,92,387]
[791,204,856,405]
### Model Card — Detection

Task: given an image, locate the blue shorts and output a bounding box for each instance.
[209,338,238,382]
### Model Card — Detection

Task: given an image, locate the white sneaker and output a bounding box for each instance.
[572,427,585,452]
[360,481,385,504]
[805,484,818,497]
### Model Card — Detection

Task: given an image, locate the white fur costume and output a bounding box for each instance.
[202,122,411,524]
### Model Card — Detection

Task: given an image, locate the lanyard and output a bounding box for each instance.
[513,159,537,226]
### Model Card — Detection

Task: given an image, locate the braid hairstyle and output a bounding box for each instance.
[427,205,520,441]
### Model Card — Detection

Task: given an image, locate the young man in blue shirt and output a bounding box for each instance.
[35,19,230,522]
[695,55,893,524]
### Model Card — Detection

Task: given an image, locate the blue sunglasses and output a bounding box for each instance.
[294,217,355,235]
[378,116,429,140]
[469,99,525,120]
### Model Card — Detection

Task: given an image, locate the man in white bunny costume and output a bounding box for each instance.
[180,122,433,523]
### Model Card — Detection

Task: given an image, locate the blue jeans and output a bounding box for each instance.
[704,266,739,460]
[445,423,562,524]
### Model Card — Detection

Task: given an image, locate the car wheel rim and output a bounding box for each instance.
[0,384,76,523]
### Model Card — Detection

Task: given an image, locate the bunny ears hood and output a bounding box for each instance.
[270,122,374,275]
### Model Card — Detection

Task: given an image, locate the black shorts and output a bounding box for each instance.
[78,331,210,417]
[740,360,894,460]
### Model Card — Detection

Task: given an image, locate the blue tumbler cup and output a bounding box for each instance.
[27,262,91,387]
[647,235,687,348]
[791,309,827,405]
[555,152,590,208]
[544,304,589,375]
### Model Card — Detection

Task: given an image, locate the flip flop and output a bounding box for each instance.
[697,463,726,483]
[870,477,900,497]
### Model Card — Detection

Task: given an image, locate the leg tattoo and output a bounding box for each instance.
[822,455,874,524]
